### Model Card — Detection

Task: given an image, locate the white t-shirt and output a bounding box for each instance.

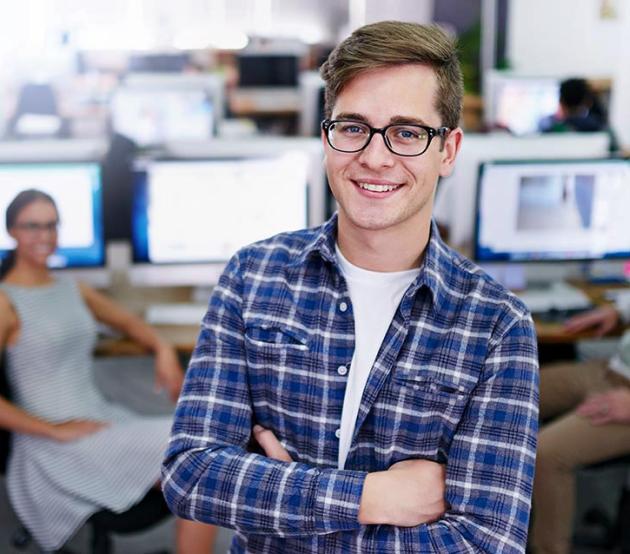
[335,245,419,469]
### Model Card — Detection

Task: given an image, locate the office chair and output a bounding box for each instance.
[574,455,630,553]
[5,82,70,139]
[0,353,173,554]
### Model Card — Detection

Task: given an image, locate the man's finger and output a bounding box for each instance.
[253,425,293,462]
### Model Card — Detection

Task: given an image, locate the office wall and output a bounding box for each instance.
[507,0,630,148]
[364,0,433,25]
[506,0,625,76]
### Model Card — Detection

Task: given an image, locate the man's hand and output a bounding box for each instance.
[253,425,447,527]
[563,305,619,337]
[252,424,293,462]
[576,388,630,425]
[358,459,447,527]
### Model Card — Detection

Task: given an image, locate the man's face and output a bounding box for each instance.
[323,63,461,234]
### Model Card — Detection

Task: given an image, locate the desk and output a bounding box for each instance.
[534,282,625,344]
[95,283,625,355]
[96,325,200,357]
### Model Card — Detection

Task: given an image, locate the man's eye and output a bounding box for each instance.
[339,124,366,134]
[394,127,425,140]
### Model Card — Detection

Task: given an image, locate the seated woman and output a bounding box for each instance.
[0,189,217,553]
[531,302,630,554]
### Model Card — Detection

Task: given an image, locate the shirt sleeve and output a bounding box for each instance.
[161,253,367,536]
[396,312,539,553]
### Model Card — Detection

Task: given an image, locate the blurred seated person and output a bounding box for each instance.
[538,78,606,133]
[5,82,70,139]
[0,190,217,553]
[530,301,630,554]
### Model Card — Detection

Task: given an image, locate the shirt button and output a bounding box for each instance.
[337,365,348,376]
[335,428,341,439]
[339,301,348,312]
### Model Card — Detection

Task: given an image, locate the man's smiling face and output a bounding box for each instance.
[323,63,460,235]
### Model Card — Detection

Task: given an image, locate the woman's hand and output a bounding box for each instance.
[49,419,109,442]
[563,305,620,337]
[154,346,184,403]
[576,388,630,425]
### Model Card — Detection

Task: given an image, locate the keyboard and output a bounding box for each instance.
[516,281,592,314]
[534,307,593,323]
[145,303,207,326]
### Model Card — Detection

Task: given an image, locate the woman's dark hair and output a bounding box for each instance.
[0,189,57,280]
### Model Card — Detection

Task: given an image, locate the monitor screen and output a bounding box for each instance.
[433,132,611,248]
[132,152,309,265]
[0,162,104,268]
[474,159,630,262]
[110,87,214,146]
[485,72,560,135]
[238,54,299,87]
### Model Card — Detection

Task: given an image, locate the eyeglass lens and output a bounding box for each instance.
[327,121,431,156]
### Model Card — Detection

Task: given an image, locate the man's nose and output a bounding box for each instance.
[357,131,395,168]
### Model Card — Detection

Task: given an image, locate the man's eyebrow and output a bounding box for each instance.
[333,113,433,127]
[334,112,369,123]
[389,116,431,126]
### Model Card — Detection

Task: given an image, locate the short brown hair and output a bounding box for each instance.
[320,21,463,130]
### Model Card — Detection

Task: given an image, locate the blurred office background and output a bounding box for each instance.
[2,0,630,552]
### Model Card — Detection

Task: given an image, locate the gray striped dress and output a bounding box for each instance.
[1,278,174,551]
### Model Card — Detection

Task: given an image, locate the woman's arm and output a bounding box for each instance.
[0,292,106,441]
[78,283,184,402]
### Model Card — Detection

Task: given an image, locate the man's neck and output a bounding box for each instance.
[336,214,431,272]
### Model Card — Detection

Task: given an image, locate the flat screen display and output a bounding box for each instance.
[0,162,104,268]
[475,159,630,262]
[110,88,214,146]
[132,152,309,264]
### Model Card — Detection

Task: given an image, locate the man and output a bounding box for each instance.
[532,302,630,554]
[538,78,606,133]
[162,21,539,553]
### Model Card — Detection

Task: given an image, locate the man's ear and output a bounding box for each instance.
[439,127,463,178]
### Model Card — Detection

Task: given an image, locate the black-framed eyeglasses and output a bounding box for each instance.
[13,221,59,234]
[321,119,450,157]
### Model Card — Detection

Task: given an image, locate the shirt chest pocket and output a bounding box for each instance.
[380,370,472,460]
[244,320,312,378]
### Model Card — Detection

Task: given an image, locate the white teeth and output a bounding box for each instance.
[358,182,400,192]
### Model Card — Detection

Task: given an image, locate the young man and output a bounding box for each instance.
[532,303,630,554]
[162,21,539,553]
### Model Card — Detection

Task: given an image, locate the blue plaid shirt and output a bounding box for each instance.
[162,215,539,553]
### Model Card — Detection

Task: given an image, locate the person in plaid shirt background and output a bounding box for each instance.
[162,20,539,553]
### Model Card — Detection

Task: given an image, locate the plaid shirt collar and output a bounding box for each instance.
[291,213,450,312]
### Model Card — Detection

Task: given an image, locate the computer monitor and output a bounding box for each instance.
[298,70,325,137]
[110,88,214,146]
[130,138,324,287]
[237,54,299,87]
[433,132,611,249]
[484,71,560,135]
[0,161,105,269]
[110,73,224,147]
[474,158,630,263]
